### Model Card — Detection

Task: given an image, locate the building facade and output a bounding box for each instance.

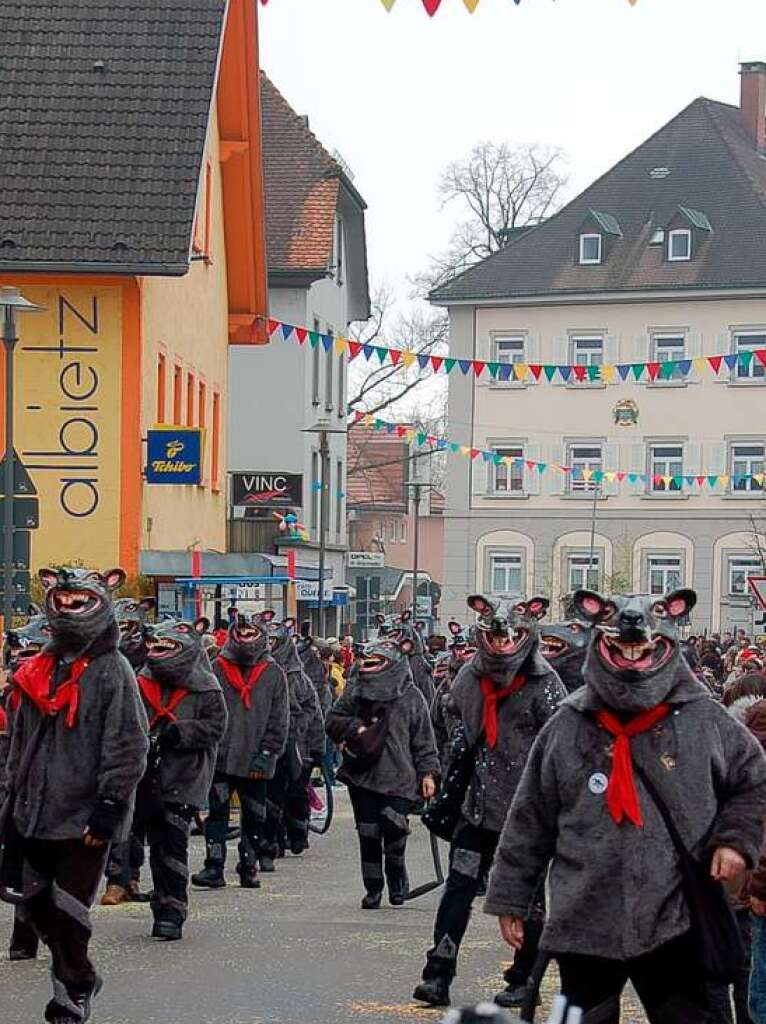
[228,75,370,631]
[0,0,269,603]
[435,63,766,634]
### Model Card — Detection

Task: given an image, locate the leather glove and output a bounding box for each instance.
[86,798,126,842]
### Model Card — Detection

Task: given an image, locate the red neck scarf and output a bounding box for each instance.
[13,652,90,728]
[480,674,527,748]
[595,704,671,827]
[217,657,268,709]
[0,701,7,733]
[137,675,190,729]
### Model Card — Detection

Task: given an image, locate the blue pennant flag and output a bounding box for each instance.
[458,359,472,375]
[678,360,692,377]
[724,354,738,370]
[321,334,333,352]
[617,365,631,381]
[417,354,430,370]
[559,365,572,382]
[281,323,294,341]
[363,345,374,361]
[482,451,494,463]
[498,364,513,381]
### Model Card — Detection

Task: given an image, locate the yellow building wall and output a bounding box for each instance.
[140,109,230,558]
[11,282,124,570]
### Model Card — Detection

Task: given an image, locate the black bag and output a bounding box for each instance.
[342,709,390,773]
[422,723,483,843]
[635,762,745,985]
[0,718,50,906]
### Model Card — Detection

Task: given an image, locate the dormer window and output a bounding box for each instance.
[668,228,691,261]
[579,233,602,265]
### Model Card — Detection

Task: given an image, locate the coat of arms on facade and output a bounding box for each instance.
[612,399,639,427]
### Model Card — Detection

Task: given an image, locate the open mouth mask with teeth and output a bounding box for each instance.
[357,637,414,701]
[114,597,155,669]
[433,651,452,683]
[447,620,477,672]
[468,593,549,684]
[39,566,126,651]
[258,611,300,670]
[572,588,697,713]
[222,613,268,665]
[142,618,207,681]
[539,620,593,693]
[6,614,52,671]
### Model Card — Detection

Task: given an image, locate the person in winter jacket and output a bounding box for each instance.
[1,612,51,962]
[741,694,766,1023]
[101,596,155,907]
[261,614,324,858]
[192,614,288,888]
[413,594,566,1009]
[1,567,148,1024]
[393,612,436,706]
[297,623,333,714]
[326,636,439,908]
[485,589,766,1024]
[538,618,592,694]
[133,618,227,940]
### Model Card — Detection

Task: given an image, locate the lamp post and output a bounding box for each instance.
[304,416,346,635]
[0,287,43,633]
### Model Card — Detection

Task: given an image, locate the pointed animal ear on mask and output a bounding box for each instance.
[448,620,463,637]
[525,597,550,621]
[467,594,495,618]
[399,638,414,656]
[194,616,210,634]
[38,568,59,591]
[572,589,614,624]
[102,568,127,592]
[139,597,156,612]
[259,609,276,624]
[375,614,386,626]
[663,589,697,620]
[400,610,412,623]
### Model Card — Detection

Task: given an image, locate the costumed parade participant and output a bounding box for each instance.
[414,594,566,1009]
[432,621,478,770]
[0,567,148,1024]
[192,613,288,889]
[2,612,51,962]
[538,617,593,693]
[135,618,226,939]
[101,597,155,906]
[325,635,439,908]
[485,589,766,1023]
[262,614,324,859]
[297,621,333,714]
[394,612,436,706]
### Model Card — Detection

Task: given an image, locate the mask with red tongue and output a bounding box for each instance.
[468,593,549,685]
[572,588,697,714]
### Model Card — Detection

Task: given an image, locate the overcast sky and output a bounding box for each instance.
[260,0,766,308]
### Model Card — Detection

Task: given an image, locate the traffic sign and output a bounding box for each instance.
[0,449,37,496]
[0,498,40,529]
[748,576,766,611]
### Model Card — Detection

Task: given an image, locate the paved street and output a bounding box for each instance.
[2,792,525,1024]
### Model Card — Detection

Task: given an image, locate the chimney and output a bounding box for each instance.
[740,61,766,151]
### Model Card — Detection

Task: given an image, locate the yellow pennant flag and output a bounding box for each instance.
[460,446,471,456]
[401,351,416,368]
[582,469,593,482]
[379,0,397,10]
[463,0,481,11]
[662,476,673,489]
[604,472,617,483]
[334,338,346,356]
[693,357,707,374]
[719,474,730,487]
[405,429,416,441]
[363,414,374,427]
[601,365,616,384]
[514,363,528,382]
[754,474,765,487]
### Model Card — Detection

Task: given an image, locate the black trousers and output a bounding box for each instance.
[145,803,194,925]
[264,758,311,853]
[105,822,146,888]
[347,785,412,896]
[21,838,108,1018]
[708,909,752,1024]
[557,932,710,1023]
[204,772,267,871]
[504,880,546,987]
[423,821,500,981]
[10,905,39,955]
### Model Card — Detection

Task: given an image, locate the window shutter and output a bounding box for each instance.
[552,336,568,386]
[628,443,647,495]
[549,444,565,495]
[604,334,620,376]
[686,331,702,383]
[684,442,702,492]
[526,333,541,385]
[525,442,542,496]
[603,442,620,496]
[713,332,730,383]
[633,334,650,383]
[705,441,727,477]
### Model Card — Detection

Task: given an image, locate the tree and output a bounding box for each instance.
[415,140,568,294]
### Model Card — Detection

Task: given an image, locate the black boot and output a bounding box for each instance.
[9,943,38,961]
[495,981,539,1009]
[45,976,103,1024]
[290,837,309,856]
[191,863,225,888]
[238,866,261,889]
[388,875,409,907]
[259,854,276,873]
[361,891,382,910]
[412,977,451,1007]
[151,919,183,941]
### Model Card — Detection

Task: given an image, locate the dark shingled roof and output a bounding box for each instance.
[0,0,226,275]
[431,98,766,303]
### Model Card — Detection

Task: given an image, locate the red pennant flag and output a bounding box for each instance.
[347,341,362,360]
[573,365,587,382]
[646,362,661,381]
[473,360,486,377]
[422,0,442,13]
[470,449,481,460]
[696,476,706,486]
[653,475,663,486]
[431,356,444,373]
[708,355,723,374]
[389,349,401,366]
[396,425,407,438]
[525,460,536,470]
[427,435,437,446]
[528,365,542,380]
[616,472,626,482]
[756,349,766,367]
[295,327,307,344]
[267,319,279,336]
[352,410,365,423]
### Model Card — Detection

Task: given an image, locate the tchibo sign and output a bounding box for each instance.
[231,472,303,509]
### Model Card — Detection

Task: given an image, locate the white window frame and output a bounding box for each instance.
[566,441,603,494]
[647,554,682,596]
[489,552,523,597]
[490,445,525,496]
[733,332,766,382]
[728,555,763,597]
[648,443,684,494]
[651,333,686,382]
[668,229,691,262]
[570,336,604,367]
[730,441,765,493]
[567,552,601,592]
[579,233,602,265]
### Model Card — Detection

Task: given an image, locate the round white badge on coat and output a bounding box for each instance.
[588,772,608,795]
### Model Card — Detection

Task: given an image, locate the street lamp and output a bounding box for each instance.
[0,287,43,632]
[405,449,434,621]
[304,415,346,635]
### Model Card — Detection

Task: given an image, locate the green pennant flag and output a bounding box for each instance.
[587,365,601,382]
[373,419,385,429]
[592,470,604,482]
[739,350,753,366]
[308,331,320,348]
[376,347,388,364]
[487,362,499,379]
[417,433,427,446]
[444,358,456,374]
[660,361,675,379]
[671,476,682,488]
[543,365,557,382]
[449,443,460,453]
[631,364,644,380]
[493,453,504,464]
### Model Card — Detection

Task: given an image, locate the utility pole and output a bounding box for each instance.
[587,477,601,590]
[411,483,422,618]
[317,425,329,635]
